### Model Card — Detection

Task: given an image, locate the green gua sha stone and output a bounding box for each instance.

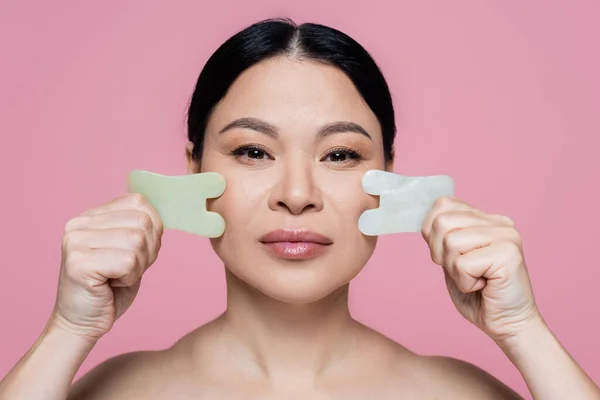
[128,170,226,238]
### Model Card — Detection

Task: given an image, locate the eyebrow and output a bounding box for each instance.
[219,117,372,140]
[219,118,278,138]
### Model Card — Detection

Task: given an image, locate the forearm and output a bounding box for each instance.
[498,316,600,400]
[0,318,97,400]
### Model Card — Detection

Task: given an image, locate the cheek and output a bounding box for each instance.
[207,172,267,233]
[322,173,379,257]
[323,173,379,219]
[207,177,259,265]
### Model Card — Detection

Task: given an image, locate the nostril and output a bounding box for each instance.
[276,201,316,214]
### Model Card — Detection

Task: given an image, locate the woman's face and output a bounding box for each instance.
[187,57,390,304]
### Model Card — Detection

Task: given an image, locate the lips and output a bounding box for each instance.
[259,230,333,260]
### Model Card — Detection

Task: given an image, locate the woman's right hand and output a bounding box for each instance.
[50,193,164,342]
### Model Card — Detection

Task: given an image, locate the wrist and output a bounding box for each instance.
[46,312,103,347]
[493,313,600,398]
[0,313,98,400]
[494,313,550,364]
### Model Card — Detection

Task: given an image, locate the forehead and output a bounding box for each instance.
[207,57,382,140]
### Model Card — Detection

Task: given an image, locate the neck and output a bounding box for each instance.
[218,269,363,380]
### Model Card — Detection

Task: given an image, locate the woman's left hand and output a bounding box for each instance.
[421,196,540,343]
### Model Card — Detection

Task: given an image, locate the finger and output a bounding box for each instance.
[428,211,511,265]
[446,242,518,293]
[65,209,159,256]
[81,193,138,215]
[443,267,486,300]
[69,208,154,231]
[63,228,151,268]
[82,194,164,236]
[441,225,521,271]
[421,197,476,241]
[64,248,143,288]
[446,249,490,294]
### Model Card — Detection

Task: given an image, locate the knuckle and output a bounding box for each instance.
[501,227,522,248]
[149,239,162,265]
[431,214,446,232]
[127,193,147,207]
[505,239,523,256]
[155,217,164,236]
[420,223,428,237]
[64,249,86,279]
[64,218,78,233]
[442,230,459,251]
[433,196,453,210]
[432,211,458,233]
[135,211,154,233]
[118,272,139,287]
[62,230,80,250]
[508,227,522,244]
[457,278,473,294]
[120,252,143,283]
[127,229,146,249]
[429,248,440,265]
[121,250,139,269]
[452,255,465,274]
[500,241,524,271]
[499,214,515,227]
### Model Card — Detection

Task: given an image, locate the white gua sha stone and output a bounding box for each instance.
[128,170,226,238]
[358,169,455,236]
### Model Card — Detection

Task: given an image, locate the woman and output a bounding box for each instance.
[1,18,598,400]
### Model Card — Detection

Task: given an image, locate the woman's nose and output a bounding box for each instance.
[268,160,324,215]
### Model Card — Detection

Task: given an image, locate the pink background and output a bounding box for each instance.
[1,0,599,397]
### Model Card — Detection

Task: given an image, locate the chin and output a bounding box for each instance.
[228,259,360,305]
[258,281,345,305]
[213,235,376,305]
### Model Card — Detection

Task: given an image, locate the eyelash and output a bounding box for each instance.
[230,144,363,164]
[230,144,273,160]
[322,147,363,163]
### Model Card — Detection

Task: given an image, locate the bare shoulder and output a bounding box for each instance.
[67,322,221,400]
[67,350,176,400]
[406,354,524,399]
[359,328,523,399]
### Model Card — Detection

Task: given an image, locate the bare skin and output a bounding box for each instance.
[67,316,521,400]
[1,57,598,400]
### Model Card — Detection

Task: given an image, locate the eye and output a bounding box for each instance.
[231,144,274,162]
[321,148,362,164]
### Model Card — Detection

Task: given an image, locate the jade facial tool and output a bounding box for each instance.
[358,169,455,236]
[127,170,226,238]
